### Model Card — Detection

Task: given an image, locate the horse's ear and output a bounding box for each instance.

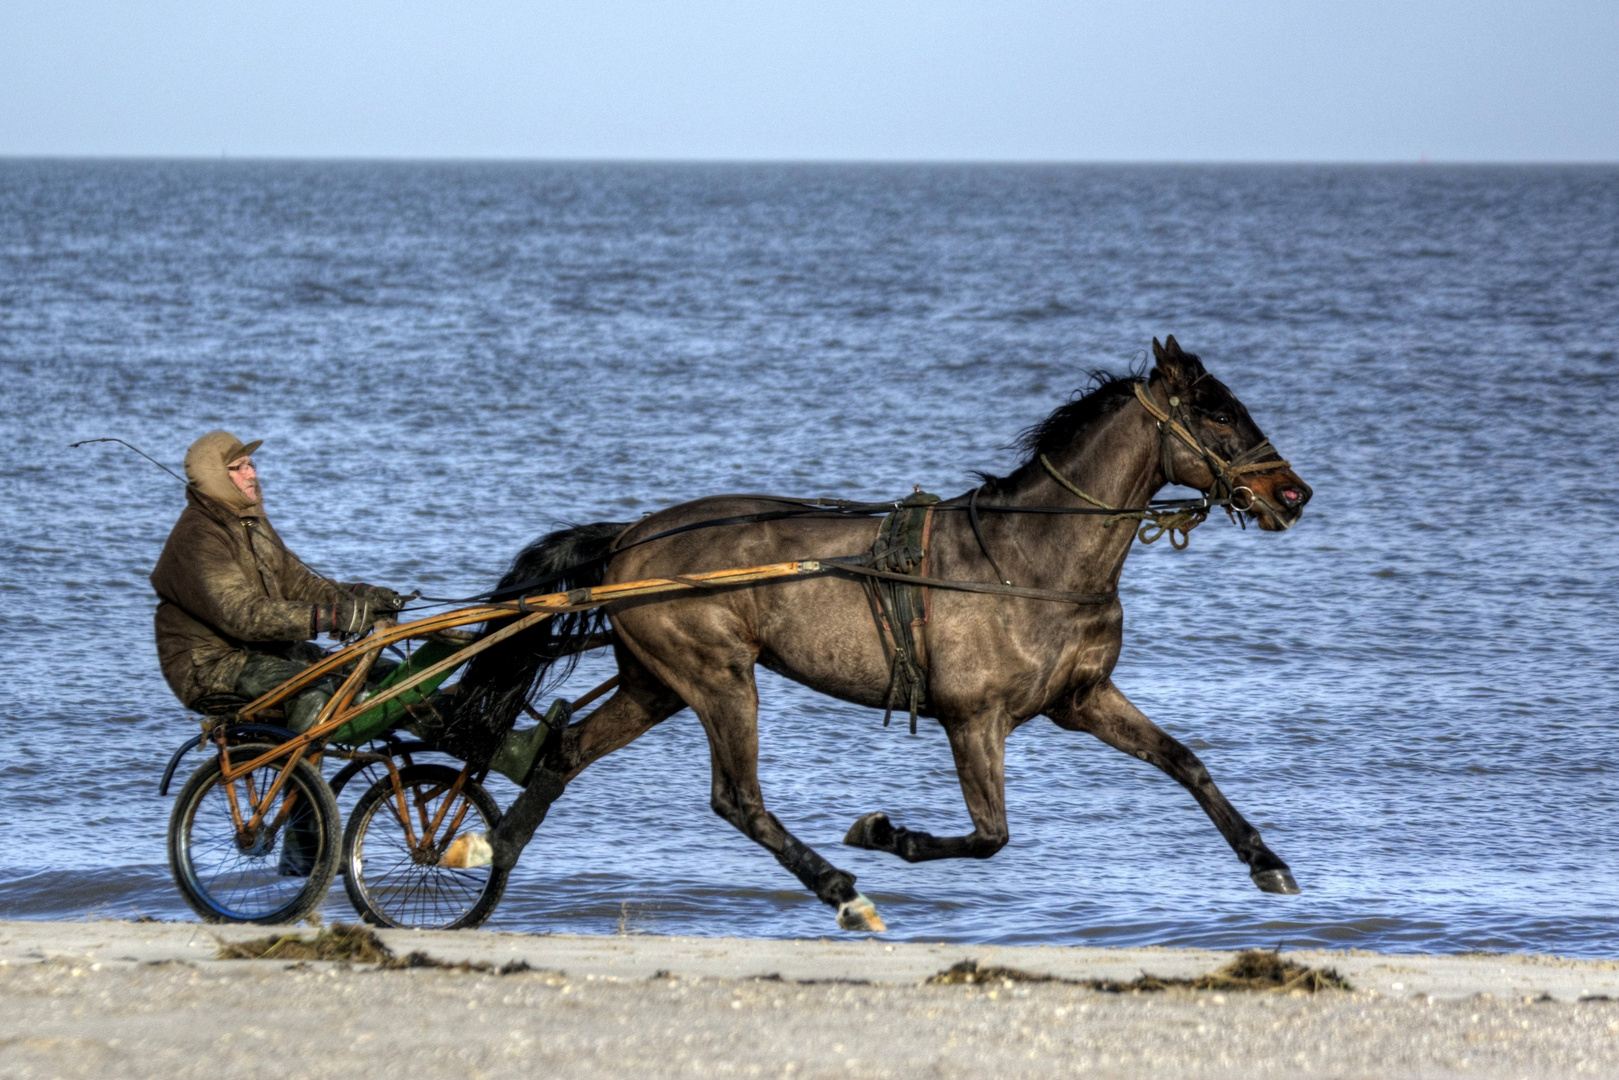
[1151,335,1205,389]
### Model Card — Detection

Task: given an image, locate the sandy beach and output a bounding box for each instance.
[2,919,1616,1078]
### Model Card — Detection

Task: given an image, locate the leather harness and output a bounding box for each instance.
[860,491,939,734]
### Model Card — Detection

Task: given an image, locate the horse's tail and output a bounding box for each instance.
[451,521,629,760]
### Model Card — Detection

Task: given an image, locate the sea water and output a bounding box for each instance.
[1,162,1615,955]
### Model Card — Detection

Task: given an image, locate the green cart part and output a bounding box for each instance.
[328,639,464,746]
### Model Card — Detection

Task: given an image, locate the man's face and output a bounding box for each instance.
[226,456,259,503]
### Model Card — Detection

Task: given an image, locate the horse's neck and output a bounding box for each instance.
[1004,404,1162,592]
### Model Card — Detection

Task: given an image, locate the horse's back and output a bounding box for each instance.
[606,494,883,578]
[602,494,895,707]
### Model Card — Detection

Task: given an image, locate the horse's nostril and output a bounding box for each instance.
[1279,487,1303,508]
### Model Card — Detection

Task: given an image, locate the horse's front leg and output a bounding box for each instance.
[1049,679,1301,894]
[844,716,1010,862]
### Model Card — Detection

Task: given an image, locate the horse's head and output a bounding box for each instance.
[1148,336,1311,531]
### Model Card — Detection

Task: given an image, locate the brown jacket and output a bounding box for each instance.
[150,435,356,710]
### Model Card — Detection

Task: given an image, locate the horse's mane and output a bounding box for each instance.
[977,369,1143,492]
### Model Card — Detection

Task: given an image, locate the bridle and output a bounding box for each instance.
[1035,379,1293,551]
[1130,379,1291,519]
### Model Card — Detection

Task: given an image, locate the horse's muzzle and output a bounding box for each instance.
[1249,472,1311,531]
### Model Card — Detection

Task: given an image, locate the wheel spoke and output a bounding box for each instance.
[172,749,336,923]
[344,765,502,930]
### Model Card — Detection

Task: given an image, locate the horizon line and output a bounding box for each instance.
[3,154,1618,167]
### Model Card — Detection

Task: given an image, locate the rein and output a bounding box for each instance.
[822,558,1113,607]
[469,493,1214,603]
[467,386,1289,603]
[1037,453,1211,551]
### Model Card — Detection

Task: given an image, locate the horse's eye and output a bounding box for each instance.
[1214,414,1232,426]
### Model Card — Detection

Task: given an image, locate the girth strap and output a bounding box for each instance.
[847,490,1120,735]
[967,486,1013,586]
[862,493,938,734]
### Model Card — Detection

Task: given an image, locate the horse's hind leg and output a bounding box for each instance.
[1050,679,1301,894]
[489,647,683,869]
[844,716,1011,862]
[671,659,882,932]
[550,648,687,782]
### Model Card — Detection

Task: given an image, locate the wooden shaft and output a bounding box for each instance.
[383,755,418,851]
[422,769,471,850]
[316,619,388,727]
[497,560,821,612]
[233,560,824,765]
[236,604,532,717]
[237,741,306,830]
[438,778,477,850]
[319,611,553,733]
[222,767,248,834]
[228,611,553,777]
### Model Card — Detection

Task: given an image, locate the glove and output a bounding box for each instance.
[314,598,385,636]
[350,583,406,613]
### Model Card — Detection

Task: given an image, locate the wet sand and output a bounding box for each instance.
[3,919,1616,1078]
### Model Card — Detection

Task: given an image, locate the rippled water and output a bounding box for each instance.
[2,162,1616,956]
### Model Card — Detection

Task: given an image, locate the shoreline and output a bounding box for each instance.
[4,919,1617,1077]
[7,918,1618,999]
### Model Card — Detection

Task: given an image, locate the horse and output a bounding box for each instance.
[455,336,1312,932]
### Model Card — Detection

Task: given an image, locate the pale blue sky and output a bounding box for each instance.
[3,1,1615,161]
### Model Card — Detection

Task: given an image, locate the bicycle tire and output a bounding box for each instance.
[168,744,340,924]
[342,764,507,930]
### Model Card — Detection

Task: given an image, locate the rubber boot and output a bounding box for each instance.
[487,724,548,786]
[483,699,574,870]
[285,680,336,735]
[486,699,573,785]
[429,722,552,872]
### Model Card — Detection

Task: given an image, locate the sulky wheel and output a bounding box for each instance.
[167,743,340,924]
[341,764,507,930]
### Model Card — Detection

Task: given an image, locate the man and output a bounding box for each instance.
[150,430,405,732]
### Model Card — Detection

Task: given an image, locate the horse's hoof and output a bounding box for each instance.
[843,812,893,850]
[1251,868,1301,894]
[439,832,493,869]
[836,893,887,933]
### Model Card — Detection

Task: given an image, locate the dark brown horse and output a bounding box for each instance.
[458,337,1312,932]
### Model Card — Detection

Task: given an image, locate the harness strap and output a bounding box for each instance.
[866,495,938,732]
[826,560,1114,606]
[966,486,1013,586]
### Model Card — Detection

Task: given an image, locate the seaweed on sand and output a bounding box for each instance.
[928,961,1059,986]
[928,950,1352,993]
[217,923,393,963]
[1187,949,1352,993]
[216,923,535,974]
